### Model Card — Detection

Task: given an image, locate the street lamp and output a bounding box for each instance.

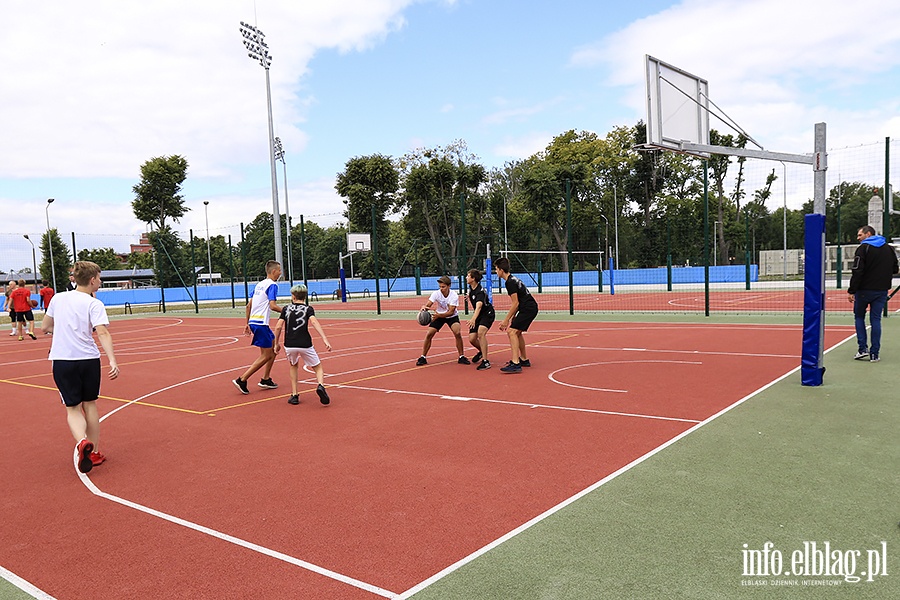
[274,136,294,284]
[23,235,38,293]
[46,198,57,292]
[203,201,212,285]
[239,20,283,270]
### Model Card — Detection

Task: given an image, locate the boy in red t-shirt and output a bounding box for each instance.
[10,279,37,340]
[39,280,55,310]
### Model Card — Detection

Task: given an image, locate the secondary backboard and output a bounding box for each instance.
[645,55,709,151]
[347,232,371,252]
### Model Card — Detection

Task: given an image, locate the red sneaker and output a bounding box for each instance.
[76,438,94,473]
[90,451,107,466]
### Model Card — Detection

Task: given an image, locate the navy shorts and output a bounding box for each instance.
[249,324,275,348]
[52,359,102,407]
[429,315,461,331]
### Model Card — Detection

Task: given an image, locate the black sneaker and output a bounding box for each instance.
[476,360,491,370]
[458,355,471,365]
[854,350,869,360]
[287,395,300,405]
[472,352,482,364]
[316,384,330,405]
[500,362,522,374]
[416,356,428,366]
[519,359,531,367]
[27,332,36,340]
[258,378,278,389]
[870,353,880,363]
[233,378,249,395]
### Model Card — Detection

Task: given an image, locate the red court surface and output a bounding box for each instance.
[0,317,854,599]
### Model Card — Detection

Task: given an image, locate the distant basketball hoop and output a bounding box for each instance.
[347,233,371,253]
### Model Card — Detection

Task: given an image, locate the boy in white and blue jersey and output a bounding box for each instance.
[233,260,283,394]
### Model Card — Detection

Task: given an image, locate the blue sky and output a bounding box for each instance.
[2,0,900,271]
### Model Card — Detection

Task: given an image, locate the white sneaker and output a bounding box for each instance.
[9,330,15,336]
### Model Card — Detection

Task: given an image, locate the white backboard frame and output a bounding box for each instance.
[646,55,710,151]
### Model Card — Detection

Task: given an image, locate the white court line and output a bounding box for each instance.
[394,329,861,599]
[0,565,56,600]
[329,382,700,424]
[548,360,701,394]
[89,370,398,598]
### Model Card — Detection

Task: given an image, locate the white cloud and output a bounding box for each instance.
[571,0,900,152]
[492,132,553,160]
[0,1,418,179]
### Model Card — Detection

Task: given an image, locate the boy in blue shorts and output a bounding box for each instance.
[273,284,332,405]
[233,260,283,394]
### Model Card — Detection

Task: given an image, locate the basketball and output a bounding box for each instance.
[417,310,432,326]
[29,299,38,308]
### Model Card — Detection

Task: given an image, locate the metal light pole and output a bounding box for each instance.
[46,198,57,292]
[23,235,38,293]
[714,220,721,267]
[203,201,213,285]
[781,161,787,280]
[240,20,283,270]
[613,184,619,268]
[274,136,294,284]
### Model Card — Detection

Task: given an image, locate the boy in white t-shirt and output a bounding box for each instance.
[41,261,119,474]
[415,276,469,366]
[234,260,283,394]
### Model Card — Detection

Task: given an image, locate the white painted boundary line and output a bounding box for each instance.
[331,382,701,424]
[395,330,859,598]
[0,565,56,600]
[85,372,400,598]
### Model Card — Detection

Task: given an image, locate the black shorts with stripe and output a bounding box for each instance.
[52,358,102,407]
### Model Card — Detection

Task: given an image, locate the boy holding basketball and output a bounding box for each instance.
[42,261,119,473]
[494,257,539,373]
[465,268,494,370]
[273,284,332,406]
[416,275,469,366]
[10,278,37,340]
[234,260,283,394]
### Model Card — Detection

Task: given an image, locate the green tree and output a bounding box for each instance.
[77,247,123,270]
[398,140,486,275]
[132,155,190,229]
[149,226,191,288]
[127,251,155,270]
[40,229,71,290]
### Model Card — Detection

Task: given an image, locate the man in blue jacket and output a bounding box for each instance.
[847,225,899,362]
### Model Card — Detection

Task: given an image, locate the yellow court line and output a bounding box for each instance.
[0,379,206,415]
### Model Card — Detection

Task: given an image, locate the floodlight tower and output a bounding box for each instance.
[239,20,283,269]
[46,198,57,291]
[273,137,294,284]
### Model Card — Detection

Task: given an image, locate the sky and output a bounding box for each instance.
[3,0,900,271]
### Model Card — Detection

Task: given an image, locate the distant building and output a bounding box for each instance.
[131,232,152,254]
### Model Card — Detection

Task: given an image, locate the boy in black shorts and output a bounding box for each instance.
[494,257,539,374]
[42,261,119,473]
[416,275,469,366]
[465,269,495,370]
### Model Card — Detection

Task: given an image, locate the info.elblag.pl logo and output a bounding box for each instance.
[741,541,889,586]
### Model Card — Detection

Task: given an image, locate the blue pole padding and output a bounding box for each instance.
[801,213,826,386]
[609,255,615,295]
[339,267,347,303]
[484,258,493,304]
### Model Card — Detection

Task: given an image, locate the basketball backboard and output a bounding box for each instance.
[347,233,371,252]
[645,55,709,152]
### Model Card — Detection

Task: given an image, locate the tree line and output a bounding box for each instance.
[55,125,896,289]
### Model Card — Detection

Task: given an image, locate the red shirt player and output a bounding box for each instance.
[39,281,55,310]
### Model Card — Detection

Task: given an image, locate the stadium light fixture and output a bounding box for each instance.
[273,136,294,284]
[239,20,283,270]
